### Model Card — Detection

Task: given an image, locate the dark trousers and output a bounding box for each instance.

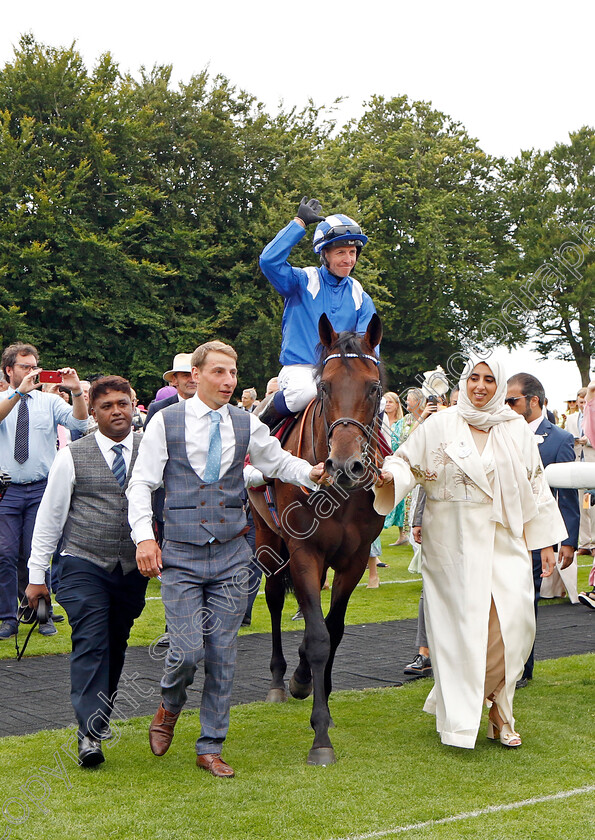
[243,516,262,621]
[56,555,147,735]
[522,550,542,680]
[415,590,428,650]
[49,537,65,594]
[0,480,48,623]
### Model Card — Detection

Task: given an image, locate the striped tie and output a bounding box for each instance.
[203,411,222,483]
[14,394,30,464]
[111,443,127,488]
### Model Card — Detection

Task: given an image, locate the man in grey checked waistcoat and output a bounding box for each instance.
[26,376,147,767]
[127,340,327,778]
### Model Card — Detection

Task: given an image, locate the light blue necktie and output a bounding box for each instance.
[111,443,127,488]
[203,411,222,483]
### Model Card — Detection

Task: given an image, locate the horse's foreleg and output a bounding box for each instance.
[305,607,336,764]
[289,562,332,697]
[323,573,360,702]
[290,561,336,765]
[323,616,345,705]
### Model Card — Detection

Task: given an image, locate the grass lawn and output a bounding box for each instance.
[2,529,592,661]
[0,530,421,660]
[0,654,593,840]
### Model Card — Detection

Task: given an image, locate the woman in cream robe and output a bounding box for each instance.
[374,360,566,749]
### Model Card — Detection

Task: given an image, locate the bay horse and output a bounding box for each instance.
[250,313,385,765]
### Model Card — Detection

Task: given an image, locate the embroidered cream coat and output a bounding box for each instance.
[374,407,567,749]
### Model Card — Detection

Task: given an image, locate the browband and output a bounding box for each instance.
[322,353,379,366]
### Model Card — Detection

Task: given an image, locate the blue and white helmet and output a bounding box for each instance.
[312,214,368,255]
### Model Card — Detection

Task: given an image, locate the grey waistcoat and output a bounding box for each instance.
[62,433,141,573]
[162,402,250,546]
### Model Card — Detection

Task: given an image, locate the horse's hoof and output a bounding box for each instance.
[307,747,336,766]
[265,688,287,703]
[289,676,313,699]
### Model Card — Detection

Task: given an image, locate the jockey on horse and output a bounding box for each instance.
[253,198,386,765]
[258,196,378,428]
[250,314,386,765]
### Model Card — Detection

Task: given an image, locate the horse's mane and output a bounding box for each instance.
[314,331,386,388]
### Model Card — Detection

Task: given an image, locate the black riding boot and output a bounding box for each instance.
[258,391,292,432]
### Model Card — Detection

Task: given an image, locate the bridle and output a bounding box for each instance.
[318,351,383,462]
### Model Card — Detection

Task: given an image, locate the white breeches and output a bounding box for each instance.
[278,365,318,412]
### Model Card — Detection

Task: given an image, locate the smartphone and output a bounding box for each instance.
[38,370,63,384]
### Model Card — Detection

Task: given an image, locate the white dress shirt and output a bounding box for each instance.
[127,395,317,544]
[28,430,135,584]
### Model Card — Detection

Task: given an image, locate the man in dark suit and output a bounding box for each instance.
[506,372,580,685]
[240,388,258,412]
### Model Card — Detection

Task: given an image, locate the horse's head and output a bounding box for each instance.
[317,313,383,491]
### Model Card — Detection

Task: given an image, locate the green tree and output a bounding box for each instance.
[329,95,515,391]
[0,36,172,391]
[503,128,595,384]
[4,37,546,405]
[0,36,337,399]
[121,68,338,394]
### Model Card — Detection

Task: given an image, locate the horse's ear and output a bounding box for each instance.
[364,313,382,349]
[319,313,338,348]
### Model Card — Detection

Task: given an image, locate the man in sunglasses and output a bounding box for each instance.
[506,372,579,686]
[258,197,377,428]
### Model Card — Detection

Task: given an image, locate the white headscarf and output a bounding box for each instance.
[457,357,538,538]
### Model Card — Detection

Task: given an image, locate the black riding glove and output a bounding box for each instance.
[296,196,324,226]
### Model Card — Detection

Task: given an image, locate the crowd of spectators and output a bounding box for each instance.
[1,336,594,762]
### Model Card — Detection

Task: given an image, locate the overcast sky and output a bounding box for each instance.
[2,0,592,409]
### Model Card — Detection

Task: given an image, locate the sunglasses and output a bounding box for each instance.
[505,395,532,406]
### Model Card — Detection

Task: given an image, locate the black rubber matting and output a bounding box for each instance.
[1,602,593,738]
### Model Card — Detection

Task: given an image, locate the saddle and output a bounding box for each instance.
[247,413,300,536]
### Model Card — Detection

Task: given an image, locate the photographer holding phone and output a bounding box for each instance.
[0,342,89,640]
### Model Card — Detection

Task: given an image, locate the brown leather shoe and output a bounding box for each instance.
[196,753,235,778]
[149,703,181,756]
